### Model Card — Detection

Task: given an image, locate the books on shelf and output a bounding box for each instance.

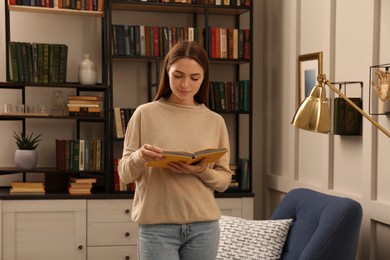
[56,139,105,171]
[209,80,250,112]
[238,158,250,190]
[68,177,96,195]
[113,158,136,192]
[146,148,228,168]
[207,27,250,60]
[9,0,105,12]
[113,107,136,139]
[111,24,204,58]
[9,41,68,84]
[67,95,103,117]
[10,181,45,194]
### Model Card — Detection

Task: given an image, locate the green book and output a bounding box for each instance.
[37,43,44,83]
[15,42,25,83]
[333,97,362,135]
[31,42,39,83]
[52,44,60,84]
[20,42,30,83]
[26,42,33,83]
[9,42,19,82]
[72,139,80,171]
[43,43,49,83]
[58,44,68,83]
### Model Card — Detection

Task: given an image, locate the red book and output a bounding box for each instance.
[153,26,160,57]
[243,29,250,60]
[210,27,217,59]
[56,139,66,170]
[113,158,120,191]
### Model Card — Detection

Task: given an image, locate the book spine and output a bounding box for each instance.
[15,42,25,82]
[9,42,19,82]
[31,42,38,83]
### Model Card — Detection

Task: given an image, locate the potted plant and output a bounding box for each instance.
[13,131,42,170]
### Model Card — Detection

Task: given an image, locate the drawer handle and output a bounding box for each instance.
[125,232,130,237]
[78,245,83,250]
[125,209,130,214]
[125,256,130,260]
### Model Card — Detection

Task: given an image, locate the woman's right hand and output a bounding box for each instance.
[139,144,164,162]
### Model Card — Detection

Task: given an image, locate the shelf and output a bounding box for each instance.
[0,114,105,121]
[0,81,109,90]
[0,167,107,175]
[111,1,250,15]
[9,5,103,17]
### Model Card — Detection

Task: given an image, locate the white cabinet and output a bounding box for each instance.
[0,197,252,259]
[2,200,87,260]
[87,199,137,260]
[216,197,254,219]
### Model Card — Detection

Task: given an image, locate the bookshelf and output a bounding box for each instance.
[0,1,112,194]
[108,1,253,195]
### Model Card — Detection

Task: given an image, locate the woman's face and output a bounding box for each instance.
[167,58,204,105]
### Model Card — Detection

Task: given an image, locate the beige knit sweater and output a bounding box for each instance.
[118,99,232,224]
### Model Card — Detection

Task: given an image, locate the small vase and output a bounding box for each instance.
[15,150,38,170]
[78,54,97,85]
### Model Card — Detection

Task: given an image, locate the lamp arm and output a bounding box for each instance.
[325,80,390,138]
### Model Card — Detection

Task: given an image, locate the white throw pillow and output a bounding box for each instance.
[217,215,292,260]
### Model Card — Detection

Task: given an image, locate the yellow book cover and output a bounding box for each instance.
[69,177,97,184]
[146,148,228,168]
[11,181,44,188]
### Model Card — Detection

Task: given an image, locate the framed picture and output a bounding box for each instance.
[298,52,323,104]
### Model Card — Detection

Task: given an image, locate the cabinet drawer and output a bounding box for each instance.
[88,222,137,246]
[88,245,137,260]
[88,199,132,222]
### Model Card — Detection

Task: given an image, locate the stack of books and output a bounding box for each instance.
[68,177,96,195]
[10,181,45,194]
[228,164,239,190]
[67,95,103,117]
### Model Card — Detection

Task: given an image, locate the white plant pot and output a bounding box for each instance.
[15,150,38,170]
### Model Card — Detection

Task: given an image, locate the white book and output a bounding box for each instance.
[113,107,124,139]
[220,28,227,59]
[188,27,194,42]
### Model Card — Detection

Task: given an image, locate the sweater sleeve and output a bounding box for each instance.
[118,108,145,184]
[196,118,232,192]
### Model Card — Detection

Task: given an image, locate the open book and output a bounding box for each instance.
[146,148,228,168]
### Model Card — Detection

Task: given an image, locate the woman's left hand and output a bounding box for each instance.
[168,159,207,175]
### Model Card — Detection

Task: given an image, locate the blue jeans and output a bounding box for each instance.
[138,221,220,260]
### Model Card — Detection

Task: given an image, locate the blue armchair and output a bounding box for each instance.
[271,188,363,260]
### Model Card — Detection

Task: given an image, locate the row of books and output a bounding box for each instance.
[207,27,250,60]
[55,139,105,171]
[67,94,103,117]
[9,41,68,84]
[112,24,203,58]
[209,80,250,112]
[10,181,45,194]
[113,107,136,139]
[228,158,249,190]
[68,177,96,195]
[113,159,136,192]
[126,0,251,6]
[9,0,104,11]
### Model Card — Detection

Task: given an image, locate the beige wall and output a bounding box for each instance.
[262,0,390,259]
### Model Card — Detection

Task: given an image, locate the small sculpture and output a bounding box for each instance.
[371,68,390,102]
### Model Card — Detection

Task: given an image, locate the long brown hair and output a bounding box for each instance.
[154,41,210,106]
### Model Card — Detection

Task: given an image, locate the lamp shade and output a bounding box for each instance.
[291,84,331,133]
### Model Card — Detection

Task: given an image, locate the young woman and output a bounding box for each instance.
[118,40,231,260]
